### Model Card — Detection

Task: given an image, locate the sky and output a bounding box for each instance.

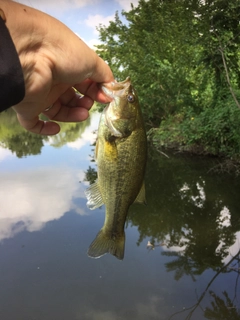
[17,0,139,49]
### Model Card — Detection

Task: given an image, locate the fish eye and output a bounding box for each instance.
[127,94,135,103]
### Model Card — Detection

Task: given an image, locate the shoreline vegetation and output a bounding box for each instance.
[95,0,240,173]
[1,1,240,174]
[0,105,239,175]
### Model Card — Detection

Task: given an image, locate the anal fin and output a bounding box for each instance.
[134,182,146,205]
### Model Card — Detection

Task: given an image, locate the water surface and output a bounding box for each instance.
[0,110,240,320]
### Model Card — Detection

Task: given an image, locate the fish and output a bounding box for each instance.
[85,77,147,260]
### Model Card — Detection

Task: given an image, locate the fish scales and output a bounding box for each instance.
[85,77,147,260]
[98,128,145,233]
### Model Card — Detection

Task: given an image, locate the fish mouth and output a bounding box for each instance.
[101,77,131,99]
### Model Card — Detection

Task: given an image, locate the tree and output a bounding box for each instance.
[96,0,240,159]
[97,0,199,123]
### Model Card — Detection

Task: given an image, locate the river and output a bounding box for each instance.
[0,109,240,320]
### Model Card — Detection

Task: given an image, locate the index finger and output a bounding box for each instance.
[74,79,113,103]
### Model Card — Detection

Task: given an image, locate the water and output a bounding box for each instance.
[0,109,240,320]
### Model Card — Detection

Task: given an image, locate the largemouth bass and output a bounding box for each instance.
[85,77,147,260]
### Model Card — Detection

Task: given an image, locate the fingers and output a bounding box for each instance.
[44,82,111,124]
[13,55,114,135]
[44,88,93,122]
[17,103,90,135]
[16,91,94,135]
[17,114,61,135]
[74,79,113,103]
[44,98,91,123]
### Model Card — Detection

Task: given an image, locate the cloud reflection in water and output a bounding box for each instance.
[0,166,87,241]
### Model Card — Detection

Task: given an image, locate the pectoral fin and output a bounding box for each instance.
[134,182,146,205]
[85,180,104,210]
[105,109,123,138]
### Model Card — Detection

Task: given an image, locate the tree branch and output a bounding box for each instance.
[218,46,240,109]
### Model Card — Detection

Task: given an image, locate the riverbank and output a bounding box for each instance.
[148,123,240,176]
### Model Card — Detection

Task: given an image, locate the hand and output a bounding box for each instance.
[2,0,114,135]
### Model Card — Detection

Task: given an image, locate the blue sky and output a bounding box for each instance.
[18,0,139,49]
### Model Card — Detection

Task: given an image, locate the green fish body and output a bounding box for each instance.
[85,77,147,260]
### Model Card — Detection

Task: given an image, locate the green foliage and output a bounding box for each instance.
[97,0,199,122]
[181,98,240,157]
[84,166,97,185]
[153,93,240,157]
[96,0,240,160]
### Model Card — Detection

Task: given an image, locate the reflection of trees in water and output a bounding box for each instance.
[128,147,240,278]
[84,166,97,185]
[168,249,240,320]
[161,188,236,279]
[83,140,240,319]
[205,290,240,320]
[48,119,90,148]
[0,109,91,157]
[3,131,45,157]
[162,252,198,282]
[83,145,240,280]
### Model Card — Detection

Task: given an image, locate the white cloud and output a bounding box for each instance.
[0,113,100,242]
[19,0,140,13]
[86,38,102,50]
[67,136,93,150]
[218,206,231,227]
[18,0,98,11]
[115,0,140,11]
[179,181,206,208]
[0,147,14,162]
[0,166,86,241]
[78,35,101,50]
[227,231,240,260]
[84,14,115,35]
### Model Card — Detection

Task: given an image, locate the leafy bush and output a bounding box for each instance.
[152,92,240,158]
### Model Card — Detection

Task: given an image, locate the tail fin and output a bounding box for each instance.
[88,229,125,260]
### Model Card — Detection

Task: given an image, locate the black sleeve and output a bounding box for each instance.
[0,16,25,112]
